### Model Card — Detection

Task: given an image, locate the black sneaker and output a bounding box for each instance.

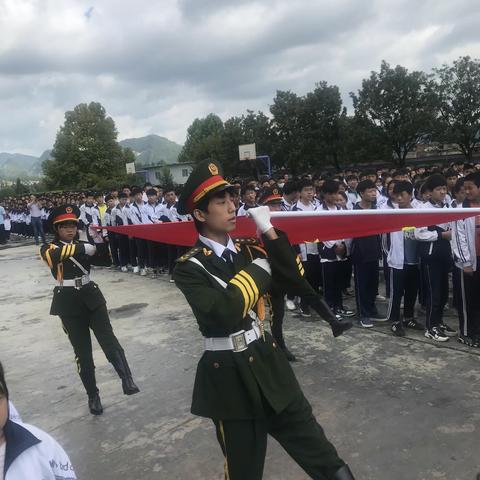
[300,307,311,318]
[457,334,480,348]
[424,327,449,342]
[438,323,457,337]
[404,318,424,331]
[391,322,406,337]
[335,308,355,318]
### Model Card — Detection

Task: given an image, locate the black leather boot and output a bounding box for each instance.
[311,298,353,337]
[109,350,140,395]
[88,393,103,415]
[282,346,297,362]
[334,464,356,479]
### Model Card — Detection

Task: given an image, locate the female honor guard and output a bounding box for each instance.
[173,160,355,480]
[40,206,139,415]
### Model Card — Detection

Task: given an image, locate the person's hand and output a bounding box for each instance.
[334,243,346,256]
[441,230,452,240]
[246,206,273,234]
[88,225,104,244]
[463,266,474,275]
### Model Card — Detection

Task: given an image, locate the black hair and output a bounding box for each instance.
[241,184,256,196]
[393,180,413,195]
[424,173,447,191]
[453,177,466,194]
[346,174,358,182]
[163,185,175,195]
[0,361,9,399]
[357,179,377,194]
[282,181,299,196]
[298,179,314,191]
[321,179,340,195]
[464,171,480,188]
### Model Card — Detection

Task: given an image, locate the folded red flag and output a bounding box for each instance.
[103,208,480,247]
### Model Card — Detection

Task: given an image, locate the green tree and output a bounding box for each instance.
[14,177,29,195]
[43,102,125,189]
[270,90,305,173]
[431,56,480,161]
[351,61,436,167]
[178,113,224,164]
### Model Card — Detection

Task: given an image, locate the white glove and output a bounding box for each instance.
[88,225,104,244]
[252,258,271,275]
[84,243,97,256]
[246,206,273,234]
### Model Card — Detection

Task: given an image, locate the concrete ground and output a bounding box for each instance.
[0,244,479,480]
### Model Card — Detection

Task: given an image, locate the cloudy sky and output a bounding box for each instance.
[1,0,480,155]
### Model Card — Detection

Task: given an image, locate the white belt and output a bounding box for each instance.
[205,323,261,352]
[56,275,90,288]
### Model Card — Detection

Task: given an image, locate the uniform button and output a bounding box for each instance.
[249,356,254,363]
[213,362,220,369]
[272,342,277,348]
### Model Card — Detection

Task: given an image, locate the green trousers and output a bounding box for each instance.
[214,392,345,480]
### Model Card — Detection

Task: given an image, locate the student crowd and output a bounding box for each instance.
[1,160,480,348]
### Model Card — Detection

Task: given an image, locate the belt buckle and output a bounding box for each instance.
[230,330,247,352]
[74,278,82,289]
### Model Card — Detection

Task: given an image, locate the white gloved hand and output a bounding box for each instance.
[246,206,273,234]
[84,243,97,256]
[88,225,104,244]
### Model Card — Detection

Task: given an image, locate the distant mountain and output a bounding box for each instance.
[119,134,182,166]
[0,152,43,180]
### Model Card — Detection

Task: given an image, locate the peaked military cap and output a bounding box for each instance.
[258,184,282,205]
[49,205,80,230]
[177,159,233,215]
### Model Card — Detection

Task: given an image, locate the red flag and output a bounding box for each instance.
[103,208,480,246]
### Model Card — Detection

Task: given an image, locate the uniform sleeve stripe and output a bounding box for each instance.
[60,245,67,260]
[230,279,249,317]
[235,274,256,309]
[70,244,76,256]
[237,271,259,301]
[45,248,53,269]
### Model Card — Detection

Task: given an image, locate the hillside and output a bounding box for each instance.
[119,134,182,165]
[0,152,43,180]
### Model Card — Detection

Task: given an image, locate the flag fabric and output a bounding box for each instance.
[103,208,480,247]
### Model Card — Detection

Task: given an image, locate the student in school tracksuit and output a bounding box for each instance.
[129,187,149,276]
[385,181,423,336]
[104,195,120,268]
[451,171,480,347]
[292,179,322,318]
[414,174,457,342]
[350,180,383,328]
[318,180,355,319]
[0,361,77,480]
[111,192,131,272]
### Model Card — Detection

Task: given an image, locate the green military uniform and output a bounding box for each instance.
[173,160,355,480]
[40,205,139,415]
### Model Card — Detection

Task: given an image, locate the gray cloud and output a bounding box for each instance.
[0,0,479,155]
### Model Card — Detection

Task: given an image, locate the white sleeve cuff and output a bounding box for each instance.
[252,258,271,275]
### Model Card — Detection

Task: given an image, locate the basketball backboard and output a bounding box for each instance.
[238,143,256,161]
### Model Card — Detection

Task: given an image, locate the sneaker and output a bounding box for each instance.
[140,268,147,276]
[358,318,374,328]
[335,308,356,318]
[457,334,480,348]
[342,288,354,297]
[121,266,128,273]
[133,266,140,274]
[404,318,424,331]
[391,322,406,337]
[169,275,175,283]
[376,294,386,301]
[438,323,457,337]
[370,313,389,322]
[300,307,311,318]
[424,327,449,342]
[285,299,296,311]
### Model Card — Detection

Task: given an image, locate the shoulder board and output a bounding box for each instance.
[232,237,259,246]
[176,246,202,263]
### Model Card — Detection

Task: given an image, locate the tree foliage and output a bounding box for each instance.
[43,102,127,190]
[431,56,480,160]
[351,61,437,166]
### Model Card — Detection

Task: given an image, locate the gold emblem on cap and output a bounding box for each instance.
[66,207,73,213]
[208,163,219,176]
[273,189,278,195]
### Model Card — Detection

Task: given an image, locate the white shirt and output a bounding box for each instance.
[198,234,237,259]
[0,442,5,480]
[28,202,42,218]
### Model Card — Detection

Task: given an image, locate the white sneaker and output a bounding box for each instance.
[133,266,140,274]
[140,268,147,276]
[376,294,386,301]
[121,266,128,273]
[286,300,296,311]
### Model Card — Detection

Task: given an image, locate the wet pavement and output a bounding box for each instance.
[0,245,479,480]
